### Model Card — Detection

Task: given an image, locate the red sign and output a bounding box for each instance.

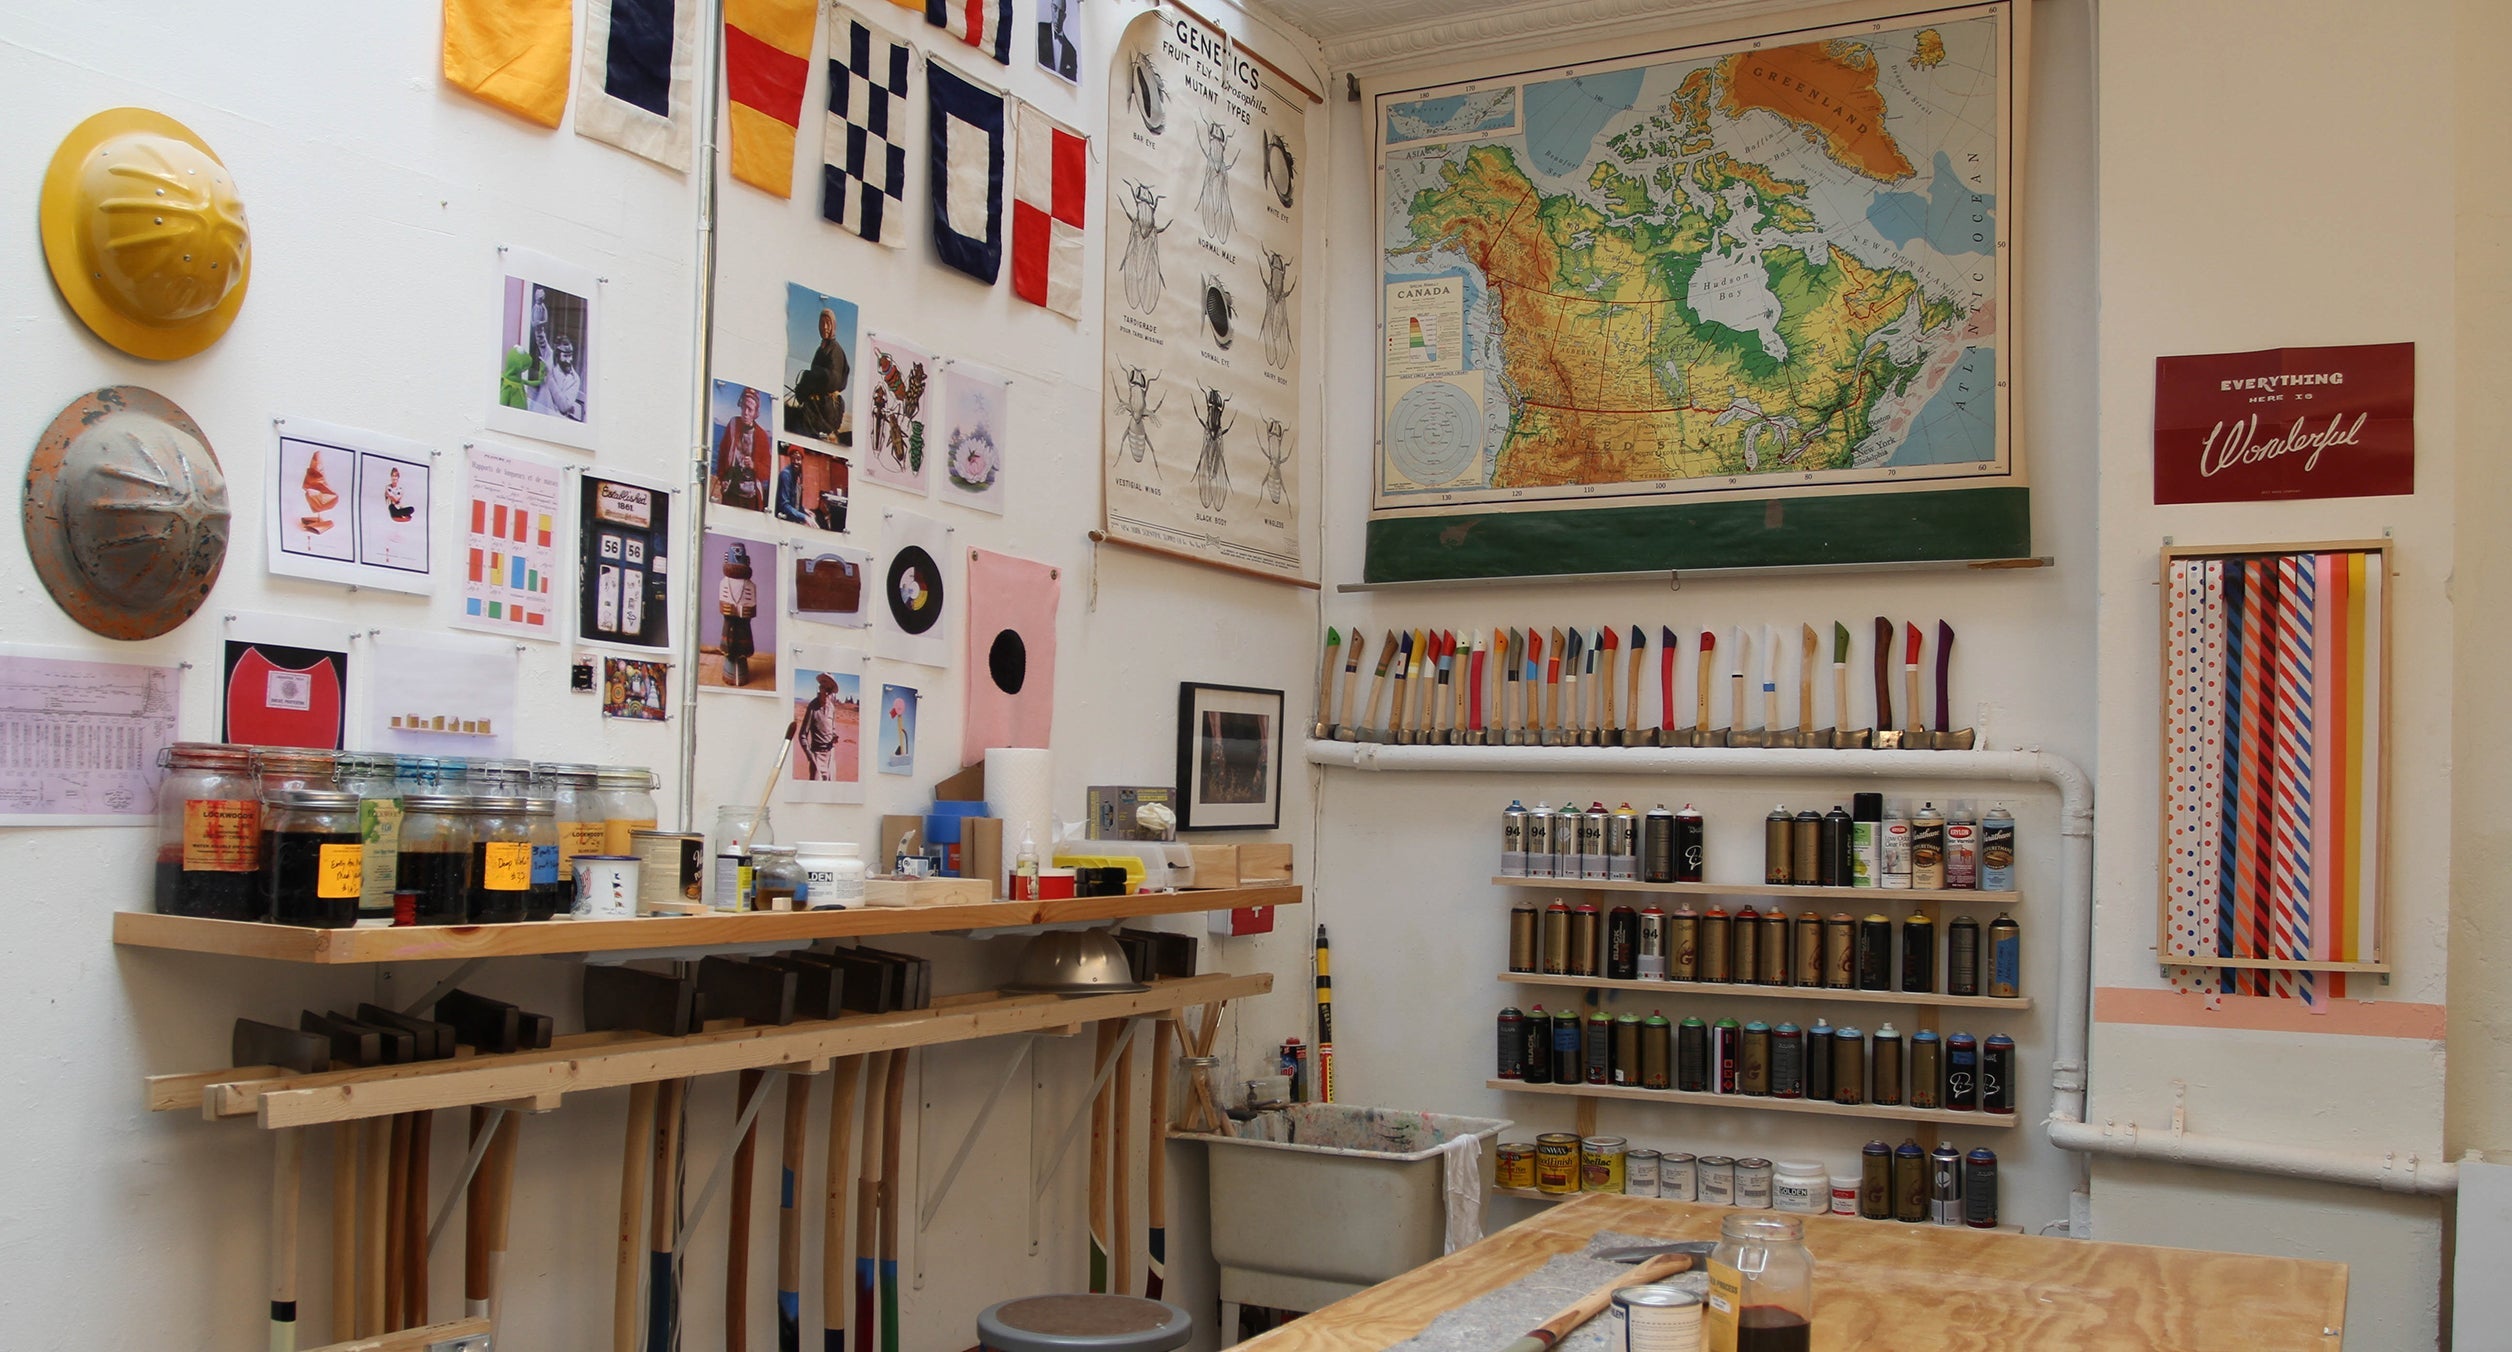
[2153,343,2415,503]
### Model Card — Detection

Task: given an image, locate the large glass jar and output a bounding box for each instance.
[1705,1212,1814,1352]
[597,767,661,855]
[465,758,535,796]
[336,753,401,923]
[538,763,607,883]
[254,747,340,796]
[153,743,264,919]
[396,756,453,796]
[398,795,474,925]
[466,796,534,924]
[711,804,774,911]
[264,788,363,928]
[521,797,563,921]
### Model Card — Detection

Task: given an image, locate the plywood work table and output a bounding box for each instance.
[1233,1194,2346,1351]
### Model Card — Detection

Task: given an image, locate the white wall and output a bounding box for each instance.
[0,2,1321,1348]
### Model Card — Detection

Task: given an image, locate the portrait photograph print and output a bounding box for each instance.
[783,645,865,804]
[1037,0,1079,83]
[709,379,777,514]
[699,529,779,695]
[486,246,599,451]
[1175,682,1283,830]
[264,417,436,595]
[776,441,851,533]
[783,282,859,449]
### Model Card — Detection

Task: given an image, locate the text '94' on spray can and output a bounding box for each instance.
[1981,803,2017,891]
[1638,903,1668,979]
[1675,804,1705,882]
[1990,912,2022,998]
[1966,1148,2001,1228]
[1579,803,1610,882]
[1607,802,1638,882]
[1525,803,1555,879]
[1642,804,1676,883]
[1501,800,1529,877]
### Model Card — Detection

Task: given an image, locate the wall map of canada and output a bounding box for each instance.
[1377,4,2010,512]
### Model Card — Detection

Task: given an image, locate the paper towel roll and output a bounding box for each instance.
[985,747,1054,895]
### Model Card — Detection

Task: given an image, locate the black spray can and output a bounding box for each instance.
[1496,1007,1525,1079]
[1901,912,1935,993]
[1856,914,1893,990]
[1525,803,1555,879]
[1641,804,1676,883]
[1763,806,1793,886]
[1983,1032,2016,1114]
[1771,1022,1804,1099]
[1965,1148,2001,1228]
[1522,1004,1552,1084]
[1674,804,1705,882]
[1605,904,1639,980]
[1676,1016,1708,1092]
[1549,1008,1581,1085]
[1946,1031,1979,1111]
[1931,1143,1965,1225]
[1947,914,1981,996]
[1806,1017,1834,1100]
[1821,804,1852,887]
[1607,803,1638,882]
[1584,1009,1612,1085]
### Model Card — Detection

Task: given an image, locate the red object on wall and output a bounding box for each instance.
[2153,342,2415,504]
[1211,904,1275,938]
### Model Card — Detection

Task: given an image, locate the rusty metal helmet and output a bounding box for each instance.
[23,387,230,640]
[40,108,251,360]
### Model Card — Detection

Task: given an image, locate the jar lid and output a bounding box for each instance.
[254,747,338,771]
[796,841,859,856]
[466,758,534,776]
[401,794,477,810]
[598,767,659,789]
[268,787,360,809]
[1736,1157,1772,1169]
[1775,1159,1827,1174]
[535,761,602,780]
[518,798,554,813]
[467,796,530,811]
[159,741,254,769]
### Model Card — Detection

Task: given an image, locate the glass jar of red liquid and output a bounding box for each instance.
[154,743,264,919]
[1705,1212,1813,1352]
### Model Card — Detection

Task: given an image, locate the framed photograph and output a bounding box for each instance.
[1175,682,1283,830]
[783,644,865,804]
[486,246,598,451]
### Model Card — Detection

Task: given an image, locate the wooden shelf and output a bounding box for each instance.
[1486,1079,2020,1128]
[1500,973,2030,1012]
[111,886,1301,965]
[148,972,1270,1129]
[1493,876,2019,905]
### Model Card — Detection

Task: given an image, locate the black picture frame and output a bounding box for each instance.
[1175,682,1284,831]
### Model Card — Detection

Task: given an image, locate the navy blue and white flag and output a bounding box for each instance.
[928,0,1013,65]
[823,6,913,247]
[576,0,697,170]
[928,60,1006,283]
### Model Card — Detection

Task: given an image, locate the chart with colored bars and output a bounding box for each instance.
[461,446,564,637]
[2161,547,2386,1001]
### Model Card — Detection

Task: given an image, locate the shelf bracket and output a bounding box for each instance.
[919,1036,1036,1235]
[1029,1019,1140,1252]
[424,1107,509,1257]
[675,1066,784,1252]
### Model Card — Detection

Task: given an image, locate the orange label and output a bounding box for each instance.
[604,817,659,856]
[182,799,261,872]
[317,843,363,898]
[482,841,531,891]
[560,822,608,877]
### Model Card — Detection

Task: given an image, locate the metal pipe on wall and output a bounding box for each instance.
[675,1,725,831]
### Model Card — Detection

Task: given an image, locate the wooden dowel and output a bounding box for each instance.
[822,1057,862,1352]
[483,1111,520,1334]
[405,1112,431,1327]
[383,1115,409,1330]
[649,1079,688,1352]
[854,1053,888,1352]
[1147,1019,1173,1299]
[729,1066,764,1352]
[1112,1027,1135,1297]
[464,1110,491,1318]
[777,1072,812,1352]
[332,1124,357,1342]
[1087,1023,1116,1293]
[615,1083,658,1352]
[272,1128,304,1352]
[877,1050,907,1352]
[357,1117,388,1338]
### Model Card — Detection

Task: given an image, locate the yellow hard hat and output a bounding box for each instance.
[40,108,251,361]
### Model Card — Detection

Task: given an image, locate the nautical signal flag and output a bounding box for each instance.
[443,0,574,127]
[823,6,913,247]
[723,0,819,196]
[577,0,698,170]
[927,0,1013,64]
[928,61,1006,284]
[1011,100,1086,318]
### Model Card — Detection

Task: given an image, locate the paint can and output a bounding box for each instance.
[1870,1023,1903,1106]
[1822,803,1852,887]
[1496,1142,1535,1191]
[1523,1005,1553,1085]
[1501,800,1529,877]
[1581,1135,1627,1193]
[1585,1010,1613,1085]
[1642,804,1676,883]
[1830,1176,1859,1216]
[1911,801,1947,889]
[1893,1140,1928,1223]
[1983,1032,2017,1114]
[1673,804,1704,882]
[1695,1155,1735,1207]
[1947,914,1981,996]
[1823,913,1855,989]
[1756,909,1790,986]
[1763,805,1793,886]
[1658,1152,1698,1202]
[1495,1006,1525,1079]
[1625,1147,1661,1196]
[1770,1022,1804,1099]
[1641,1011,1671,1089]
[1526,803,1556,879]
[1508,901,1538,973]
[1831,1026,1865,1105]
[1946,1031,1979,1111]
[1930,1143,1965,1225]
[628,829,704,911]
[1607,802,1638,882]
[570,854,640,917]
[1534,1133,1582,1195]
[1735,1157,1774,1210]
[1542,899,1571,975]
[1699,906,1731,982]
[1792,911,1824,987]
[1856,913,1893,990]
[1964,1148,2000,1228]
[1791,808,1822,889]
[1606,904,1639,980]
[1612,1012,1641,1087]
[1550,1009,1582,1085]
[1909,1029,1942,1110]
[1881,805,1913,889]
[1945,803,1979,889]
[1676,1016,1708,1092]
[1772,1159,1828,1214]
[1549,808,1578,880]
[1989,913,2022,998]
[1901,913,1936,993]
[1858,1140,1892,1219]
[1980,802,2017,891]
[1611,1283,1703,1351]
[1637,904,1668,979]
[1731,906,1760,988]
[1805,1018,1834,1101]
[1570,902,1601,977]
[1670,905,1701,981]
[1851,791,1884,888]
[1740,1020,1771,1096]
[1712,1016,1740,1094]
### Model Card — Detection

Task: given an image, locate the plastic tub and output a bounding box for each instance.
[1196,1103,1509,1314]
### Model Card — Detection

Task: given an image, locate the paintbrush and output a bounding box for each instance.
[1544,628,1563,744]
[1872,616,1900,749]
[729,1068,764,1352]
[1333,632,1366,743]
[776,1072,811,1352]
[1794,623,1818,748]
[1936,620,1976,749]
[857,1051,889,1332]
[1147,1017,1174,1298]
[1693,629,1715,746]
[1598,625,1620,743]
[1386,631,1414,744]
[270,1130,303,1352]
[877,1052,905,1352]
[820,1058,861,1352]
[1904,621,1925,743]
[1659,627,1678,742]
[1726,625,1754,747]
[1314,627,1339,739]
[615,1084,657,1352]
[648,1079,688,1352]
[1360,631,1397,743]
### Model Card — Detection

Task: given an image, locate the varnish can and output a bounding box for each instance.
[1508,901,1538,973]
[1881,808,1913,889]
[1731,906,1760,987]
[1912,802,1947,889]
[1641,804,1676,883]
[1581,1135,1627,1193]
[1611,1283,1703,1351]
[1757,908,1791,985]
[629,830,704,911]
[1569,902,1600,977]
[1502,801,1529,877]
[1791,808,1822,888]
[1496,1142,1535,1191]
[1945,805,1979,889]
[1641,1011,1672,1089]
[1763,806,1793,885]
[1695,1155,1735,1206]
[1700,907,1731,982]
[1637,904,1668,979]
[1858,1140,1892,1219]
[1607,803,1638,882]
[1793,911,1824,987]
[1824,913,1856,989]
[1534,1133,1581,1195]
[1981,803,2017,891]
[1740,1021,1771,1095]
[1735,1157,1774,1210]
[1670,905,1701,981]
[1659,1152,1698,1201]
[1626,1147,1661,1196]
[1673,804,1705,882]
[1543,899,1572,975]
[1893,1140,1928,1222]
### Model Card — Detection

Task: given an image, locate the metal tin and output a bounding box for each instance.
[1497,1142,1535,1191]
[1856,913,1893,990]
[1585,1009,1613,1085]
[1793,911,1824,987]
[1611,1283,1704,1347]
[1870,1023,1903,1106]
[1984,1032,2017,1114]
[1930,1143,1965,1225]
[1637,904,1668,980]
[1713,1016,1740,1094]
[1791,808,1822,888]
[1551,1009,1582,1085]
[1740,1021,1771,1096]
[1770,1022,1805,1099]
[1735,1157,1775,1210]
[1526,803,1556,879]
[1823,912,1855,989]
[1731,905,1760,987]
[1658,1152,1697,1201]
[628,829,704,911]
[1806,1018,1834,1101]
[1990,912,2022,998]
[1570,902,1600,977]
[1607,803,1638,882]
[1641,1011,1672,1089]
[1579,803,1609,881]
[1965,1148,2000,1228]
[1670,905,1701,981]
[1534,1133,1581,1195]
[1948,915,1981,996]
[1496,1007,1525,1079]
[1981,803,2017,891]
[1858,1141,1892,1219]
[1508,901,1537,973]
[1893,1140,1928,1222]
[1901,913,1936,994]
[1641,804,1677,883]
[1881,808,1913,889]
[1757,909,1791,986]
[1502,801,1529,877]
[1909,1029,1942,1110]
[1695,1155,1735,1206]
[1852,791,1885,888]
[1946,805,1979,889]
[1550,809,1577,879]
[1946,1031,1979,1111]
[1523,1005,1553,1085]
[1763,806,1793,886]
[1581,1135,1627,1193]
[1543,899,1572,975]
[1611,1013,1641,1087]
[1625,1147,1661,1197]
[1700,907,1731,982]
[1822,804,1852,887]
[1911,802,1947,889]
[1831,1026,1865,1105]
[1606,904,1639,980]
[571,854,640,918]
[1676,1016,1708,1092]
[1673,804,1704,882]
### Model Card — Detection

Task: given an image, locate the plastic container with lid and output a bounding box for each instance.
[466,796,534,924]
[521,798,563,921]
[537,763,608,882]
[154,743,264,919]
[1771,1159,1830,1214]
[796,842,865,909]
[398,795,474,925]
[752,845,804,912]
[264,788,363,929]
[597,767,660,855]
[335,753,402,923]
[1704,1213,1814,1349]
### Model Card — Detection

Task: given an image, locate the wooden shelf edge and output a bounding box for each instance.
[1497,973,2031,1012]
[149,972,1271,1128]
[111,885,1302,965]
[1485,1079,2020,1128]
[1492,877,2021,905]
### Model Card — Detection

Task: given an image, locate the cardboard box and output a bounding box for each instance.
[1088,785,1177,841]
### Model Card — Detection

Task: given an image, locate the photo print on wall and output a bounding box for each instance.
[486,246,599,451]
[264,418,436,595]
[709,379,778,514]
[783,282,859,449]
[785,644,867,804]
[700,529,780,695]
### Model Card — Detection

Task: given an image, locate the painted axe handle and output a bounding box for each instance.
[1935,624,1955,732]
[1873,616,1894,728]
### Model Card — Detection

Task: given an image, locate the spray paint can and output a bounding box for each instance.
[1606,904,1639,980]
[1763,806,1794,886]
[1508,900,1537,973]
[1641,1011,1672,1089]
[1881,803,1913,890]
[1526,803,1556,879]
[1569,901,1600,977]
[1670,905,1701,981]
[1981,803,2017,891]
[1579,803,1610,882]
[1871,1023,1903,1106]
[1947,914,1982,996]
[1965,1148,2000,1228]
[1550,1008,1582,1085]
[1945,803,1979,889]
[1821,804,1852,887]
[1931,1143,1965,1225]
[1983,1032,2017,1114]
[1855,913,1893,990]
[1757,908,1791,985]
[1791,808,1823,889]
[1549,808,1577,882]
[1793,911,1824,987]
[1831,1026,1864,1105]
[1909,1029,1942,1109]
[1901,912,1936,994]
[1824,912,1856,989]
[1674,804,1705,882]
[1612,1012,1641,1087]
[1496,1007,1525,1079]
[1638,903,1668,980]
[1522,1005,1552,1084]
[1806,1017,1834,1100]
[1852,791,1884,888]
[1771,1022,1805,1099]
[1585,1009,1613,1085]
[1676,1016,1708,1092]
[1990,913,2022,998]
[1713,1017,1740,1094]
[1946,1031,1979,1111]
[1740,1021,1771,1095]
[1700,906,1732,982]
[1642,804,1676,883]
[1893,1139,1929,1223]
[1607,802,1638,882]
[1542,899,1571,975]
[1912,801,1947,890]
[1858,1140,1892,1220]
[1731,906,1760,988]
[1502,800,1530,877]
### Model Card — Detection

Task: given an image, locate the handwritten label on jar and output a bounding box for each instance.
[318,843,364,898]
[482,841,532,891]
[183,799,261,872]
[531,845,560,885]
[560,822,607,877]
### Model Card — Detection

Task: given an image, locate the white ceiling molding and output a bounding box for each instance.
[1297,0,1845,75]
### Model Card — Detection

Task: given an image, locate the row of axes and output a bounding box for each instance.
[1313,618,1979,750]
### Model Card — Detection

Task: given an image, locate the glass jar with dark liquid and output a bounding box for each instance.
[521,797,564,921]
[264,788,364,928]
[153,743,264,920]
[1706,1212,1814,1352]
[466,796,534,925]
[398,795,475,925]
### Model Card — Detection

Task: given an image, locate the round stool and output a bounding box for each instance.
[977,1294,1193,1352]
